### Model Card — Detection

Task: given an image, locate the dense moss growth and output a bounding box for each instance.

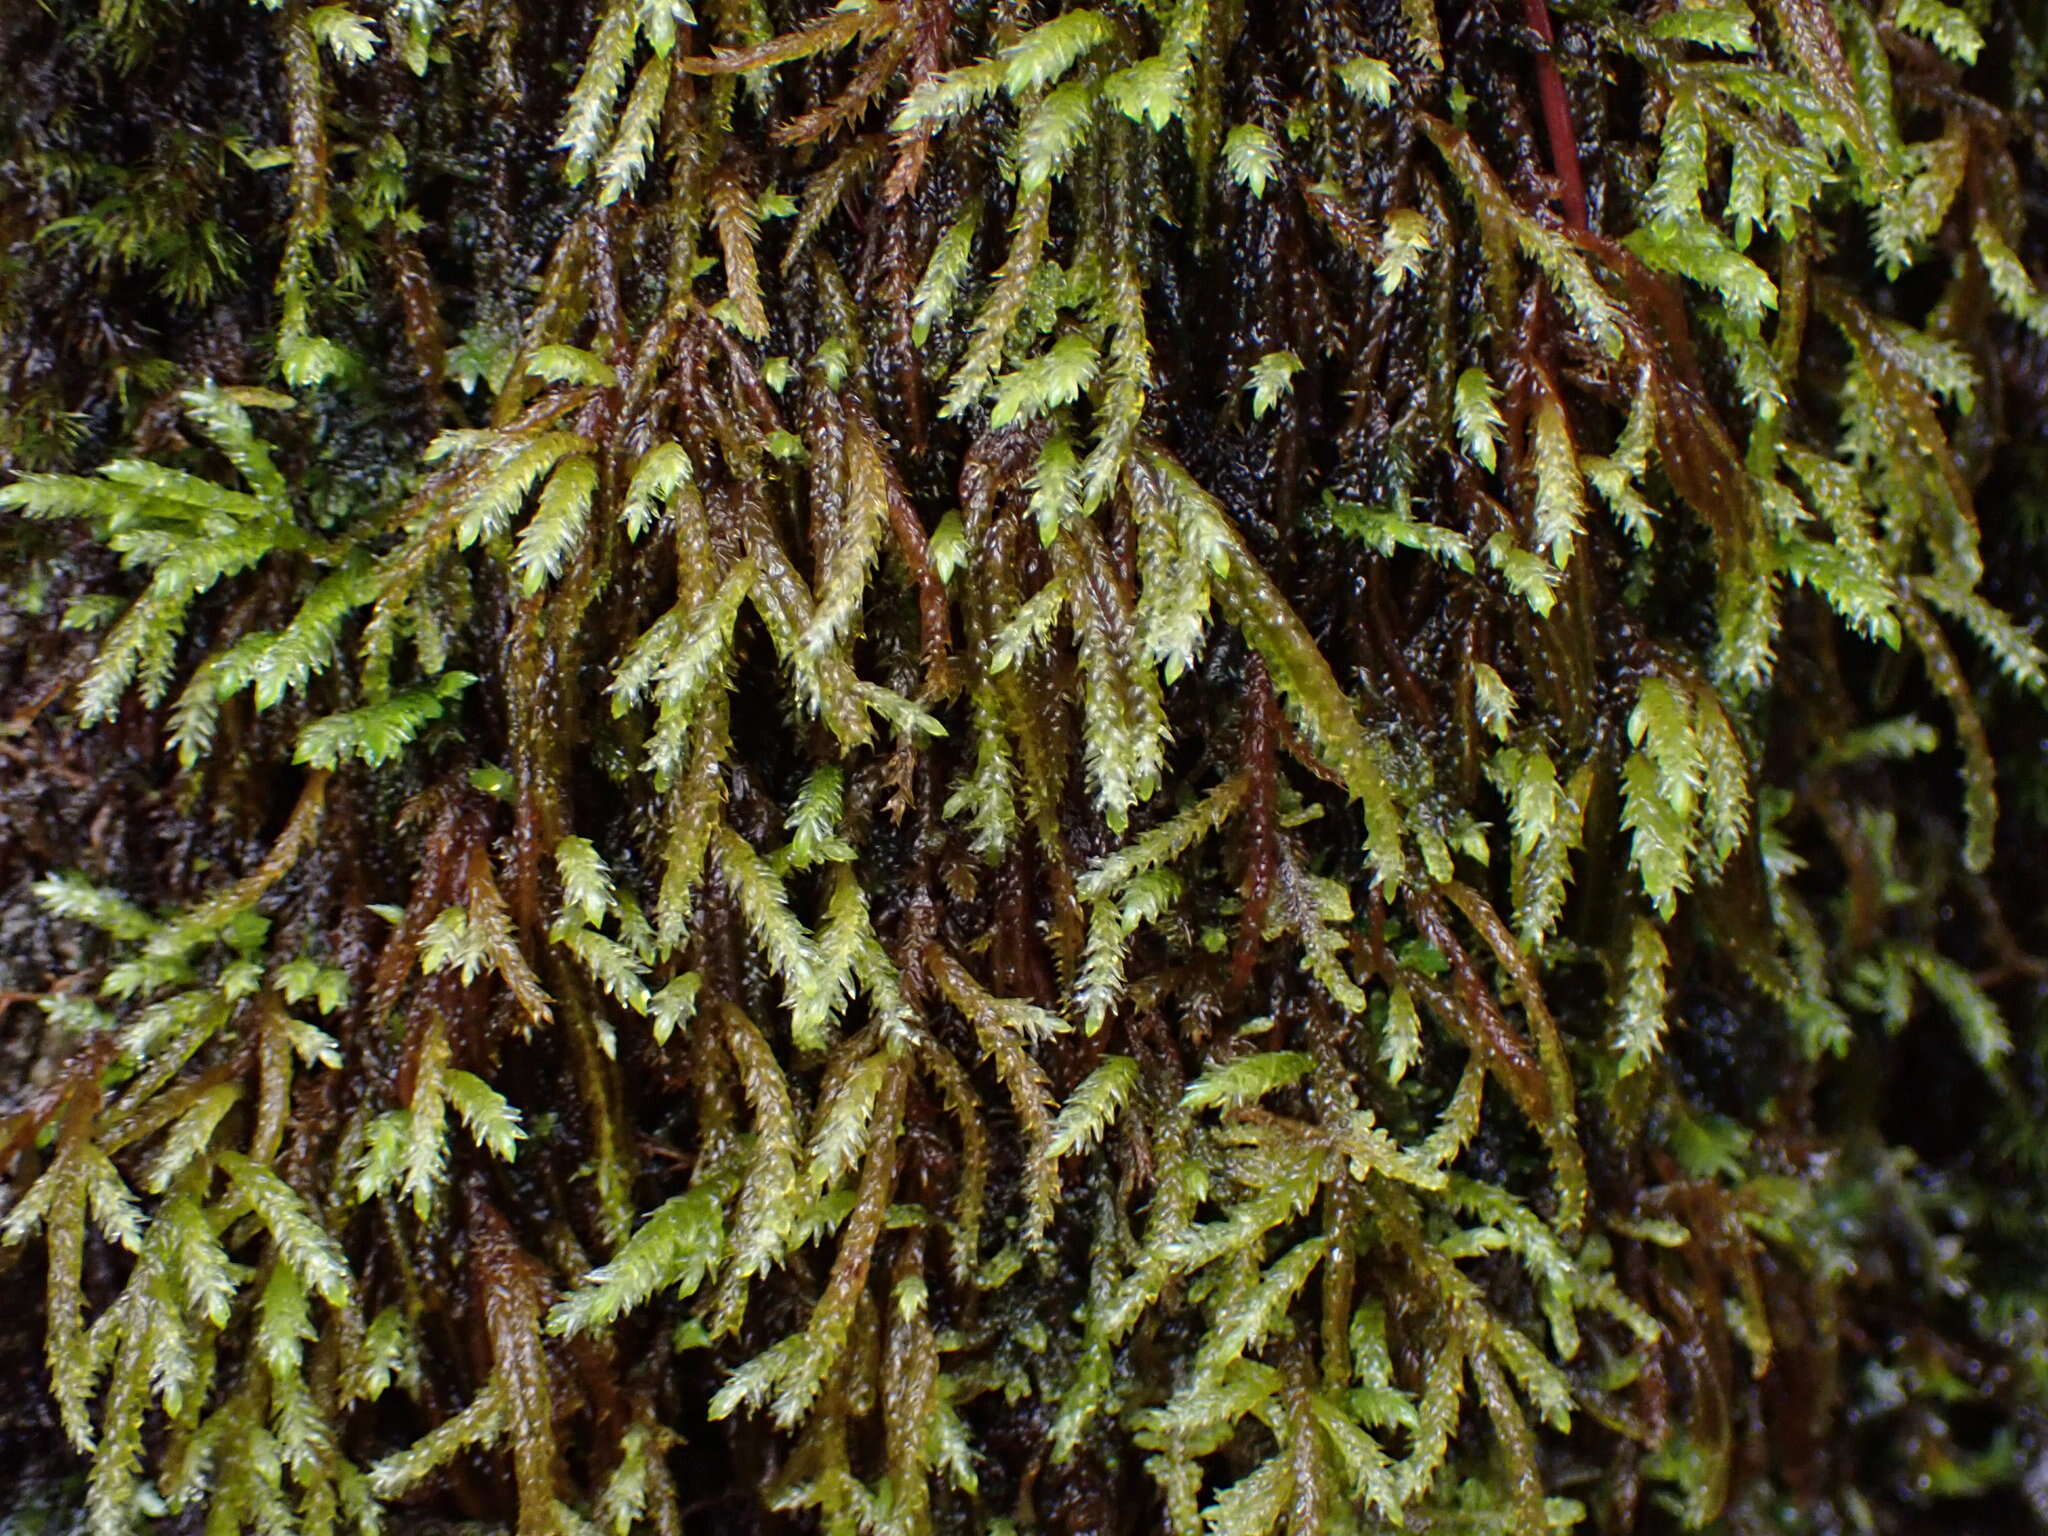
[6,0,2048,1530]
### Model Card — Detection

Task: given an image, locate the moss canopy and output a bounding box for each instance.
[5,0,2048,1532]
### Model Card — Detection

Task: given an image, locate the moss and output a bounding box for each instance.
[3,0,2048,1532]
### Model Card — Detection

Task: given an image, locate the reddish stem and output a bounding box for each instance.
[1524,0,1589,230]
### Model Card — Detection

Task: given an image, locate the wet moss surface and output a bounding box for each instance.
[5,1,2048,1532]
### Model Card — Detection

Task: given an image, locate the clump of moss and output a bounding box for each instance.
[4,1,2048,1532]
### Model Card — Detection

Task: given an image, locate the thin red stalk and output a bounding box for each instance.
[1524,0,1588,230]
